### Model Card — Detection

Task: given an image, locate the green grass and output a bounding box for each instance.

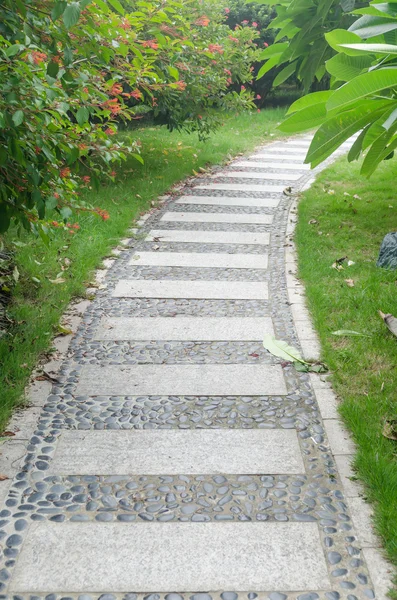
[296,156,397,584]
[0,107,287,431]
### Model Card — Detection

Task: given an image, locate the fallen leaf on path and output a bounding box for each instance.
[383,419,397,441]
[379,311,397,338]
[263,335,306,364]
[344,279,355,287]
[58,325,73,335]
[0,475,9,481]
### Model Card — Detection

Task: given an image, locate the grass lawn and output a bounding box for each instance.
[0,107,287,432]
[296,156,397,582]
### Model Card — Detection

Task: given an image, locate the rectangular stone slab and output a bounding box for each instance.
[253,153,307,161]
[10,522,329,592]
[145,230,270,245]
[48,429,300,475]
[76,364,286,396]
[95,317,274,341]
[112,280,268,299]
[195,183,285,193]
[129,251,268,269]
[160,212,273,224]
[175,195,280,207]
[212,171,302,181]
[233,161,310,171]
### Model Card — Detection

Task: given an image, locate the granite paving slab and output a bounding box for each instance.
[160,212,273,224]
[94,316,275,341]
[112,280,269,299]
[211,171,302,181]
[144,230,270,245]
[194,183,285,193]
[233,161,310,170]
[129,252,269,269]
[75,364,287,396]
[10,522,329,592]
[175,195,280,206]
[47,429,303,475]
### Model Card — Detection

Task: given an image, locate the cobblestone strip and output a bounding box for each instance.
[0,136,383,599]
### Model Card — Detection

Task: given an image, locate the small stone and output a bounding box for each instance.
[377,232,397,269]
[6,534,22,547]
[269,594,287,600]
[328,551,342,564]
[221,593,238,600]
[165,595,183,600]
[190,595,212,600]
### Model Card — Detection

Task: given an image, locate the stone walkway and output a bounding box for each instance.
[0,136,392,599]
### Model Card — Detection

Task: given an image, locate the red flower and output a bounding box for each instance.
[256,94,261,99]
[60,167,71,178]
[174,80,187,91]
[120,19,131,30]
[241,85,246,91]
[82,175,91,184]
[141,39,159,50]
[208,43,224,54]
[264,42,269,47]
[110,83,123,96]
[95,208,110,220]
[31,51,47,65]
[102,98,122,114]
[195,15,210,26]
[105,127,116,135]
[252,22,258,27]
[228,36,239,43]
[130,89,143,100]
[225,7,230,13]
[241,20,249,25]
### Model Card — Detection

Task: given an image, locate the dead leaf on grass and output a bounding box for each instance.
[331,329,371,337]
[344,279,355,287]
[308,219,318,225]
[379,311,397,338]
[383,419,397,441]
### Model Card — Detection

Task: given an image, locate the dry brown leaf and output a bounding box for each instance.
[379,311,397,338]
[0,475,9,481]
[308,219,318,225]
[383,419,397,441]
[344,279,355,287]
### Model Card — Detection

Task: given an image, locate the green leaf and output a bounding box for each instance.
[287,91,332,114]
[63,2,81,29]
[168,66,179,81]
[47,61,60,78]
[347,125,369,161]
[340,42,397,54]
[5,44,24,58]
[107,0,125,14]
[325,29,363,55]
[326,53,373,81]
[331,329,372,336]
[263,335,307,364]
[306,99,393,166]
[259,43,289,59]
[257,54,283,79]
[51,1,67,21]
[273,61,298,86]
[12,110,24,126]
[279,102,327,132]
[132,153,144,165]
[349,15,397,39]
[327,67,397,111]
[76,106,90,126]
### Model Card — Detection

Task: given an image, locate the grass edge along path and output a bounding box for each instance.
[0,108,286,432]
[295,155,397,593]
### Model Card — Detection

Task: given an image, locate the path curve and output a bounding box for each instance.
[0,135,393,599]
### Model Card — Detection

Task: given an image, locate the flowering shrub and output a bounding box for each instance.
[0,0,257,236]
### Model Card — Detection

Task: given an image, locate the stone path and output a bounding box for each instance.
[0,135,392,599]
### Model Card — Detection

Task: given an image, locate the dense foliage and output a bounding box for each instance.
[255,0,356,92]
[259,0,397,176]
[0,0,258,236]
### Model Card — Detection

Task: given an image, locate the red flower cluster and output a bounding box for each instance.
[174,80,187,91]
[82,175,91,184]
[141,39,159,50]
[102,98,122,114]
[110,83,123,96]
[130,89,143,100]
[95,208,110,220]
[208,44,224,54]
[195,16,210,26]
[31,51,47,65]
[228,36,239,43]
[60,167,71,178]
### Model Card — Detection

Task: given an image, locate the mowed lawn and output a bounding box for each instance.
[0,108,287,431]
[296,155,397,581]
